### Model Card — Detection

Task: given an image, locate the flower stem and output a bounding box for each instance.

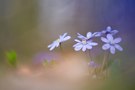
[101,51,110,78]
[88,50,93,61]
[59,43,63,52]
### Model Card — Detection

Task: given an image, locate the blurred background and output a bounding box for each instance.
[0,0,135,90]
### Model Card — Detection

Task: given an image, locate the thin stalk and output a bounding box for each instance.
[88,50,93,61]
[59,43,63,52]
[101,52,110,78]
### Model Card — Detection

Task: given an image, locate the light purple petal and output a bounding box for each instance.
[88,42,98,46]
[77,33,86,39]
[63,36,71,42]
[74,45,82,51]
[82,46,87,52]
[49,44,56,51]
[93,32,102,37]
[86,45,92,49]
[102,30,106,34]
[87,32,92,38]
[48,43,53,48]
[59,35,63,40]
[112,30,118,35]
[102,44,110,50]
[55,42,60,47]
[101,37,109,43]
[115,44,123,51]
[73,43,81,47]
[107,34,113,41]
[110,46,115,54]
[114,37,122,43]
[62,33,67,38]
[75,39,81,43]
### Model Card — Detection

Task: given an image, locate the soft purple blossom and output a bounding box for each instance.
[48,33,71,51]
[101,34,123,54]
[33,52,60,64]
[102,26,118,35]
[73,39,98,52]
[88,61,99,68]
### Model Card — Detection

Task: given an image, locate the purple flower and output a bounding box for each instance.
[73,39,98,52]
[48,33,71,51]
[102,26,118,35]
[33,52,60,64]
[77,32,102,40]
[101,34,123,54]
[88,61,99,68]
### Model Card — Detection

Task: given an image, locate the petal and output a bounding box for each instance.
[74,45,82,51]
[86,45,92,49]
[48,43,53,48]
[112,30,118,35]
[101,37,109,43]
[82,46,87,52]
[102,30,106,34]
[77,33,86,39]
[106,26,111,32]
[62,33,67,38]
[88,42,98,46]
[75,39,81,43]
[59,35,63,40]
[87,32,92,38]
[63,36,71,42]
[73,43,81,47]
[107,34,113,41]
[93,32,102,37]
[114,37,122,43]
[115,44,123,51]
[110,46,115,54]
[102,44,110,50]
[49,44,56,51]
[55,42,60,47]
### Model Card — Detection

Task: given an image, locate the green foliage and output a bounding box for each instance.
[6,51,17,67]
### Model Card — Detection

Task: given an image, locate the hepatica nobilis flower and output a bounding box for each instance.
[73,39,98,52]
[101,34,123,54]
[88,61,99,68]
[48,33,71,51]
[102,26,118,35]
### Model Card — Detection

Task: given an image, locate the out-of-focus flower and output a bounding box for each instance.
[73,39,98,52]
[88,61,99,68]
[101,34,123,54]
[48,33,71,51]
[33,52,60,64]
[77,32,102,40]
[102,26,118,35]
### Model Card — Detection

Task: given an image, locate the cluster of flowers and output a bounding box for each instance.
[48,26,123,54]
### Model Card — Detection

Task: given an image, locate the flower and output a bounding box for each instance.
[77,32,102,40]
[101,34,123,54]
[88,61,99,68]
[73,39,98,52]
[102,26,118,35]
[48,33,71,51]
[33,52,60,64]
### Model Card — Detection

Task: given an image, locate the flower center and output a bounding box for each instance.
[105,31,111,35]
[56,39,60,42]
[82,40,87,44]
[109,41,115,45]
